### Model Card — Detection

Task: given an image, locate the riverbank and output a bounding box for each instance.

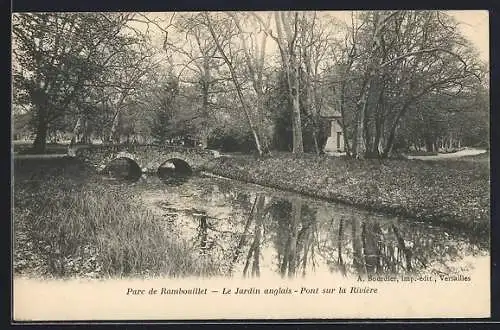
[13,157,220,279]
[13,153,490,278]
[202,153,490,237]
[13,141,69,155]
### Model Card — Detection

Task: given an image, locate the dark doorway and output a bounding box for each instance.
[102,157,142,182]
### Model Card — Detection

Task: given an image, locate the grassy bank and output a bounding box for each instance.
[203,153,490,237]
[460,151,490,163]
[13,142,69,155]
[13,157,219,279]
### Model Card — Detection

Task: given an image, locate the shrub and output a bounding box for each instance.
[207,127,256,153]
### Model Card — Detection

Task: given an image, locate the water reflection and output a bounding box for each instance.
[136,176,489,279]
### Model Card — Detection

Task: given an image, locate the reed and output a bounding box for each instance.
[14,169,220,278]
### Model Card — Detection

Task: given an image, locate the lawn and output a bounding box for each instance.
[456,151,490,163]
[13,142,70,155]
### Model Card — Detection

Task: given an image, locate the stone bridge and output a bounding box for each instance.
[71,144,220,174]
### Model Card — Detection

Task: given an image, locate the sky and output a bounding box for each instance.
[142,10,489,66]
[448,10,489,62]
[319,10,489,63]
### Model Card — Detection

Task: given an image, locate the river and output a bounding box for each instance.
[117,172,488,280]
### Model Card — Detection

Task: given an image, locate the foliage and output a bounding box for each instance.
[12,13,156,150]
[149,74,181,145]
[207,127,257,153]
[266,69,329,152]
[12,112,33,140]
[398,84,489,152]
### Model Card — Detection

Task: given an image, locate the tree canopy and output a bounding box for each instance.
[12,11,489,157]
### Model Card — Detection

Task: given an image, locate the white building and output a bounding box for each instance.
[321,107,345,155]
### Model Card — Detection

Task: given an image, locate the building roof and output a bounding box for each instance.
[319,105,342,118]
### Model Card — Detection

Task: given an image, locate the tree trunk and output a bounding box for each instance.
[251,195,265,278]
[352,68,374,159]
[284,38,304,154]
[363,83,377,156]
[229,12,271,156]
[291,78,304,154]
[425,138,434,152]
[289,37,304,154]
[312,131,320,154]
[352,12,385,159]
[382,103,411,158]
[274,11,304,154]
[287,199,301,277]
[81,118,92,144]
[303,41,320,155]
[110,111,121,144]
[382,126,397,158]
[339,82,351,155]
[351,216,364,275]
[200,60,211,149]
[354,98,367,159]
[71,116,92,145]
[363,103,372,158]
[372,88,385,157]
[204,14,265,156]
[255,94,270,155]
[33,113,48,154]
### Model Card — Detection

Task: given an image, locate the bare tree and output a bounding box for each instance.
[272,12,304,154]
[227,12,273,154]
[297,12,335,154]
[328,11,483,158]
[203,13,267,156]
[164,13,228,146]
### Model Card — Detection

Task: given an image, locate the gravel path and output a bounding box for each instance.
[406,148,487,160]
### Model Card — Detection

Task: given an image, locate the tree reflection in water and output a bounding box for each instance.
[239,192,484,278]
[242,194,265,278]
[336,217,347,276]
[362,221,383,274]
[194,212,216,254]
[268,199,320,278]
[198,214,209,252]
[148,177,488,279]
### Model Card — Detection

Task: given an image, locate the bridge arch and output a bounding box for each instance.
[157,158,193,179]
[74,145,218,179]
[102,156,142,181]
